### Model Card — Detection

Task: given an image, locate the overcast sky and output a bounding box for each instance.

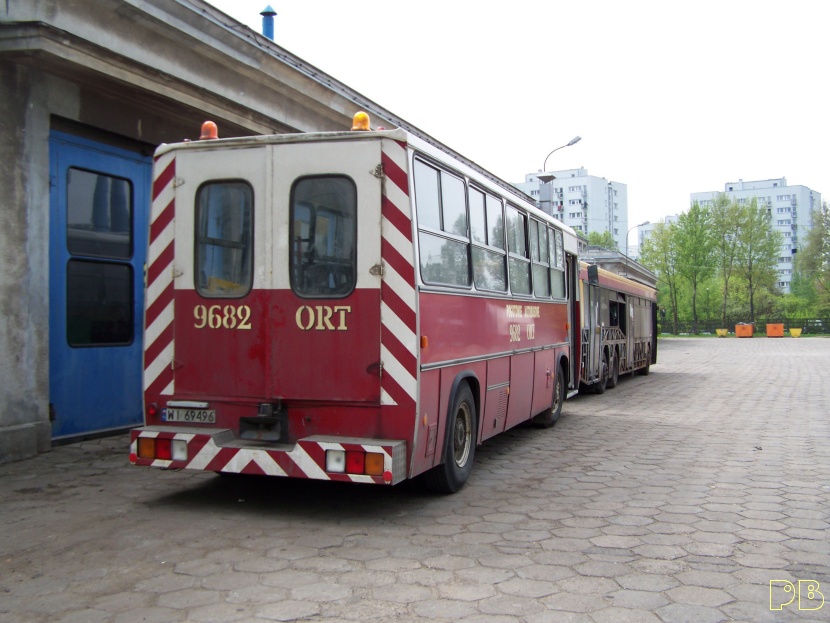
[206,0,827,241]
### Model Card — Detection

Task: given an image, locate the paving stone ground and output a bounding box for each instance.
[1,336,828,623]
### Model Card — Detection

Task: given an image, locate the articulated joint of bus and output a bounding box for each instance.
[129,428,407,486]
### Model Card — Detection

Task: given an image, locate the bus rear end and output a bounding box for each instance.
[131,126,417,485]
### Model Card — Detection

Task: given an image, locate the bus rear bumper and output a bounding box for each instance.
[129,427,407,485]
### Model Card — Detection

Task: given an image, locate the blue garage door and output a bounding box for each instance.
[49,131,152,439]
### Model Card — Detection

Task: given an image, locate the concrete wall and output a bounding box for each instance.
[0,62,51,461]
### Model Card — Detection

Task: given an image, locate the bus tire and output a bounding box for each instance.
[533,363,565,428]
[593,353,609,394]
[637,345,651,376]
[423,383,477,494]
[606,350,619,389]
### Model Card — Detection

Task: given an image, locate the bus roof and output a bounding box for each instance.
[155,125,578,245]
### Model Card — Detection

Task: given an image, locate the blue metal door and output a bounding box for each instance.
[49,132,152,438]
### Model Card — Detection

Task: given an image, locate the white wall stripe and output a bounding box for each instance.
[187,442,218,471]
[380,301,417,353]
[151,183,175,222]
[222,450,287,476]
[382,140,408,174]
[383,178,410,220]
[287,444,329,480]
[145,272,172,312]
[143,341,174,390]
[380,262,416,313]
[147,223,174,269]
[381,344,417,400]
[144,301,173,349]
[381,218,414,268]
[380,388,398,406]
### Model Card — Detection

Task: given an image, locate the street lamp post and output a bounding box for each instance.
[542,136,582,173]
[537,136,581,216]
[625,221,649,277]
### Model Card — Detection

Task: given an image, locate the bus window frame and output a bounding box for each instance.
[194,178,255,299]
[468,183,507,293]
[288,174,358,300]
[506,204,532,297]
[413,156,472,289]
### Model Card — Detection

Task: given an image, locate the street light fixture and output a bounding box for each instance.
[537,136,581,215]
[542,136,582,173]
[626,221,649,277]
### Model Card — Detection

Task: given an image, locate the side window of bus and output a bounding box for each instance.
[195,181,253,298]
[530,219,550,298]
[506,205,530,295]
[550,228,566,299]
[414,159,470,287]
[290,176,356,298]
[469,187,506,291]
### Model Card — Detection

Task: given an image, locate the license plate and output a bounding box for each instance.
[162,408,216,424]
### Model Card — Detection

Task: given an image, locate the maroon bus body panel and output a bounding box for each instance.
[171,289,382,404]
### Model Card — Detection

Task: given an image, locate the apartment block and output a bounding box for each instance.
[514,168,628,250]
[691,178,821,293]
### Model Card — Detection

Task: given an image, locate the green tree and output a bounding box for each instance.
[710,194,743,327]
[586,230,618,250]
[796,202,830,312]
[736,198,782,323]
[675,202,715,333]
[640,222,681,333]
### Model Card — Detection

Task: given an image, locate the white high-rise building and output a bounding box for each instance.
[514,168,628,250]
[631,215,680,259]
[691,178,821,293]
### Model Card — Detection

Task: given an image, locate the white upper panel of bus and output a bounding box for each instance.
[155,126,579,256]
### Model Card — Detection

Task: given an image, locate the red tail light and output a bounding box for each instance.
[156,438,172,460]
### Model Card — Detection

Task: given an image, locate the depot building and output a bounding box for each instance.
[0,0,417,463]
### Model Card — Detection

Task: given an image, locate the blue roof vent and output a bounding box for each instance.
[261,5,276,40]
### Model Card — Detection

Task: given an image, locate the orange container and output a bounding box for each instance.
[735,324,754,338]
[766,323,784,337]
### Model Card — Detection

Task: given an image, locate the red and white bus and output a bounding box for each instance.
[130,114,586,491]
[577,262,657,393]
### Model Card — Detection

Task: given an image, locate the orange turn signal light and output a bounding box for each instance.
[365,452,384,476]
[137,437,155,459]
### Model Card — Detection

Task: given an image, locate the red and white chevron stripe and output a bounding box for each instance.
[130,431,406,484]
[143,153,176,399]
[379,139,417,411]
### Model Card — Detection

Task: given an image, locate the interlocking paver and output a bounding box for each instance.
[1,337,828,622]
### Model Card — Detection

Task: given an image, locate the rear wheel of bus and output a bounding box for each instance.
[533,363,565,428]
[593,353,609,394]
[424,383,477,493]
[606,349,619,389]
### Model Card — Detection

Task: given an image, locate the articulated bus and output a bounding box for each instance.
[131,114,583,492]
[577,263,657,393]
